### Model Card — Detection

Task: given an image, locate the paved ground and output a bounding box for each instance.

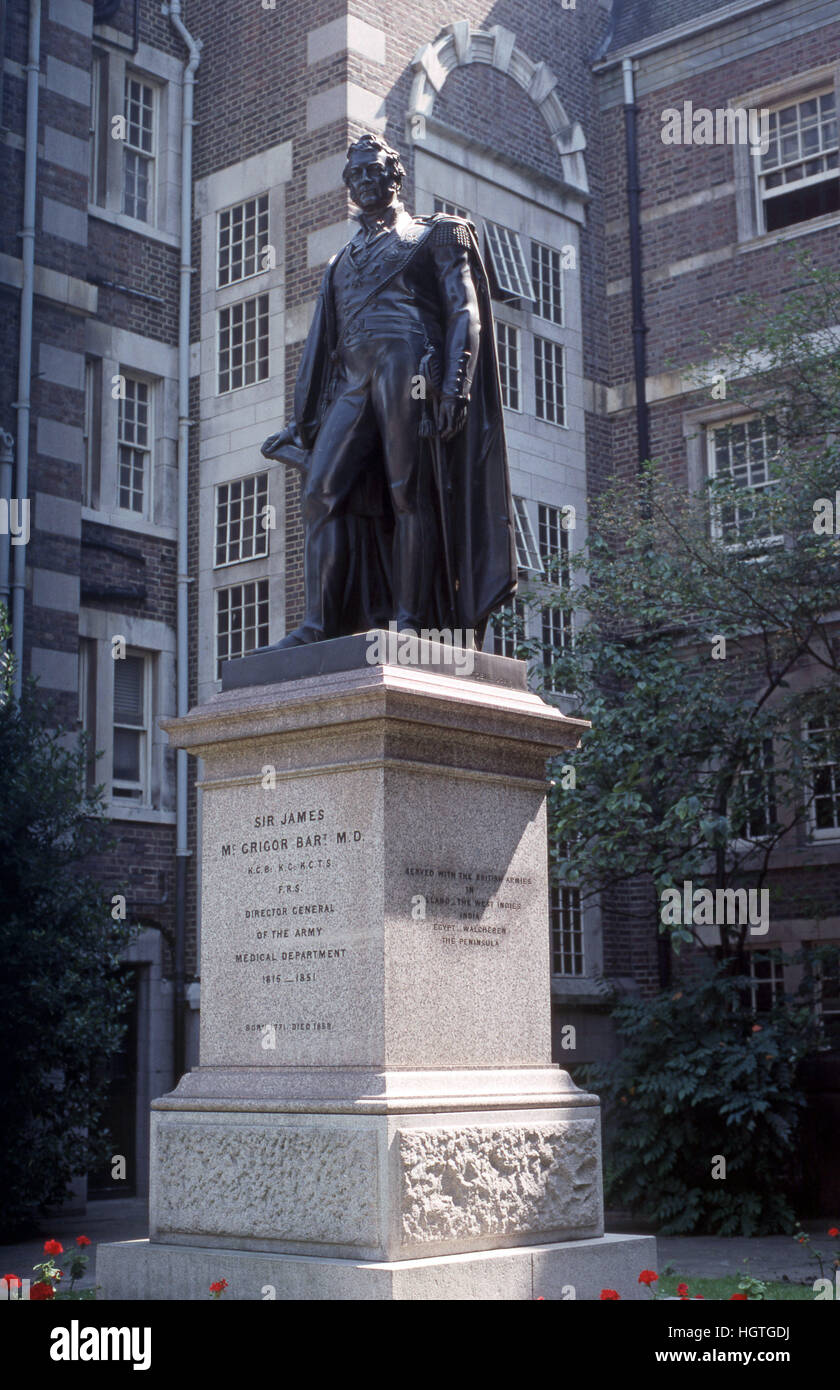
[1,1198,148,1295]
[656,1233,823,1283]
[0,1201,829,1294]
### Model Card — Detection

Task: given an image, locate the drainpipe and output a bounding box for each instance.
[622,58,669,986]
[0,429,13,621]
[164,0,201,1082]
[11,0,41,699]
[621,58,650,473]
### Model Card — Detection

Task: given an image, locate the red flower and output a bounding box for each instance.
[638,1270,658,1285]
[2,1274,21,1288]
[30,1282,55,1300]
[76,1235,91,1247]
[730,1293,747,1300]
[43,1239,63,1255]
[828,1228,839,1238]
[677,1283,689,1297]
[209,1278,228,1294]
[600,1289,620,1300]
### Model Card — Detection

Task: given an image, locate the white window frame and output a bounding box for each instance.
[484,220,535,301]
[214,472,270,569]
[116,371,154,520]
[537,502,571,583]
[805,714,840,840]
[540,604,573,692]
[216,293,270,396]
[550,882,584,977]
[747,951,785,1012]
[534,335,566,426]
[755,89,839,236]
[433,196,470,218]
[122,71,158,225]
[89,49,106,207]
[217,193,271,290]
[706,415,782,547]
[82,358,98,510]
[111,648,153,805]
[512,496,543,574]
[531,239,564,325]
[811,950,840,1048]
[729,738,778,845]
[495,320,521,412]
[215,578,270,678]
[491,598,526,659]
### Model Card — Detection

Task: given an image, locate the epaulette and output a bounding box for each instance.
[431,216,472,248]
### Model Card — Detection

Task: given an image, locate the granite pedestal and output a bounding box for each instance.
[99,633,655,1299]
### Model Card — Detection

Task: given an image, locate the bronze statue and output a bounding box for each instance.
[261,133,516,648]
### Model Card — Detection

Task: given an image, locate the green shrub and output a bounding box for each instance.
[580,958,822,1235]
[0,619,135,1235]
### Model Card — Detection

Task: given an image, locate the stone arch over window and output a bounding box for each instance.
[408,21,588,194]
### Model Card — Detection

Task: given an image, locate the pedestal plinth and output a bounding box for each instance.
[99,634,655,1299]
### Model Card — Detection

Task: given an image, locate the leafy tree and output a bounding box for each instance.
[579,954,825,1235]
[0,609,135,1236]
[513,248,840,963]
[501,249,840,1233]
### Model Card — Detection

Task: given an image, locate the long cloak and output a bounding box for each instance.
[292,216,517,640]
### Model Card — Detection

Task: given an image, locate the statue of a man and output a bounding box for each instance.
[262,133,516,648]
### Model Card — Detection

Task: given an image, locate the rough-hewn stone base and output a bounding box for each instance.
[98,1232,657,1301]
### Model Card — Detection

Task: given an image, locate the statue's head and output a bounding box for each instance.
[343,134,405,213]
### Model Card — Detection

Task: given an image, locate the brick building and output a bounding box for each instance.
[2,0,838,1206]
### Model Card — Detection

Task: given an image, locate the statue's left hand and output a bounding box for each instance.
[438,396,468,441]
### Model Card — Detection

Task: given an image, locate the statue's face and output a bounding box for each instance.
[345,149,397,214]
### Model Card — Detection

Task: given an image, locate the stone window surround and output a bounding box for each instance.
[82,321,178,541]
[732,60,840,249]
[407,21,588,195]
[78,608,176,825]
[195,144,292,705]
[683,398,786,549]
[88,38,184,247]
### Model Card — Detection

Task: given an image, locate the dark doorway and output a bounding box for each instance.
[88,968,139,1198]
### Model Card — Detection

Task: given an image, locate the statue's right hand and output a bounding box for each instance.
[261,423,297,459]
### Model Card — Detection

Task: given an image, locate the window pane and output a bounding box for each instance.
[218,194,270,287]
[218,294,270,394]
[534,337,565,425]
[495,321,520,411]
[214,473,269,566]
[114,655,144,726]
[484,221,535,299]
[531,241,563,324]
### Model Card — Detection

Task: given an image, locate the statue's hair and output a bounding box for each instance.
[342,134,405,192]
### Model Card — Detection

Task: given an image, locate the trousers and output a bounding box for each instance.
[294,326,441,641]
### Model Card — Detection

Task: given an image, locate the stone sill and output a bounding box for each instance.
[106,804,177,826]
[737,211,840,255]
[88,204,180,250]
